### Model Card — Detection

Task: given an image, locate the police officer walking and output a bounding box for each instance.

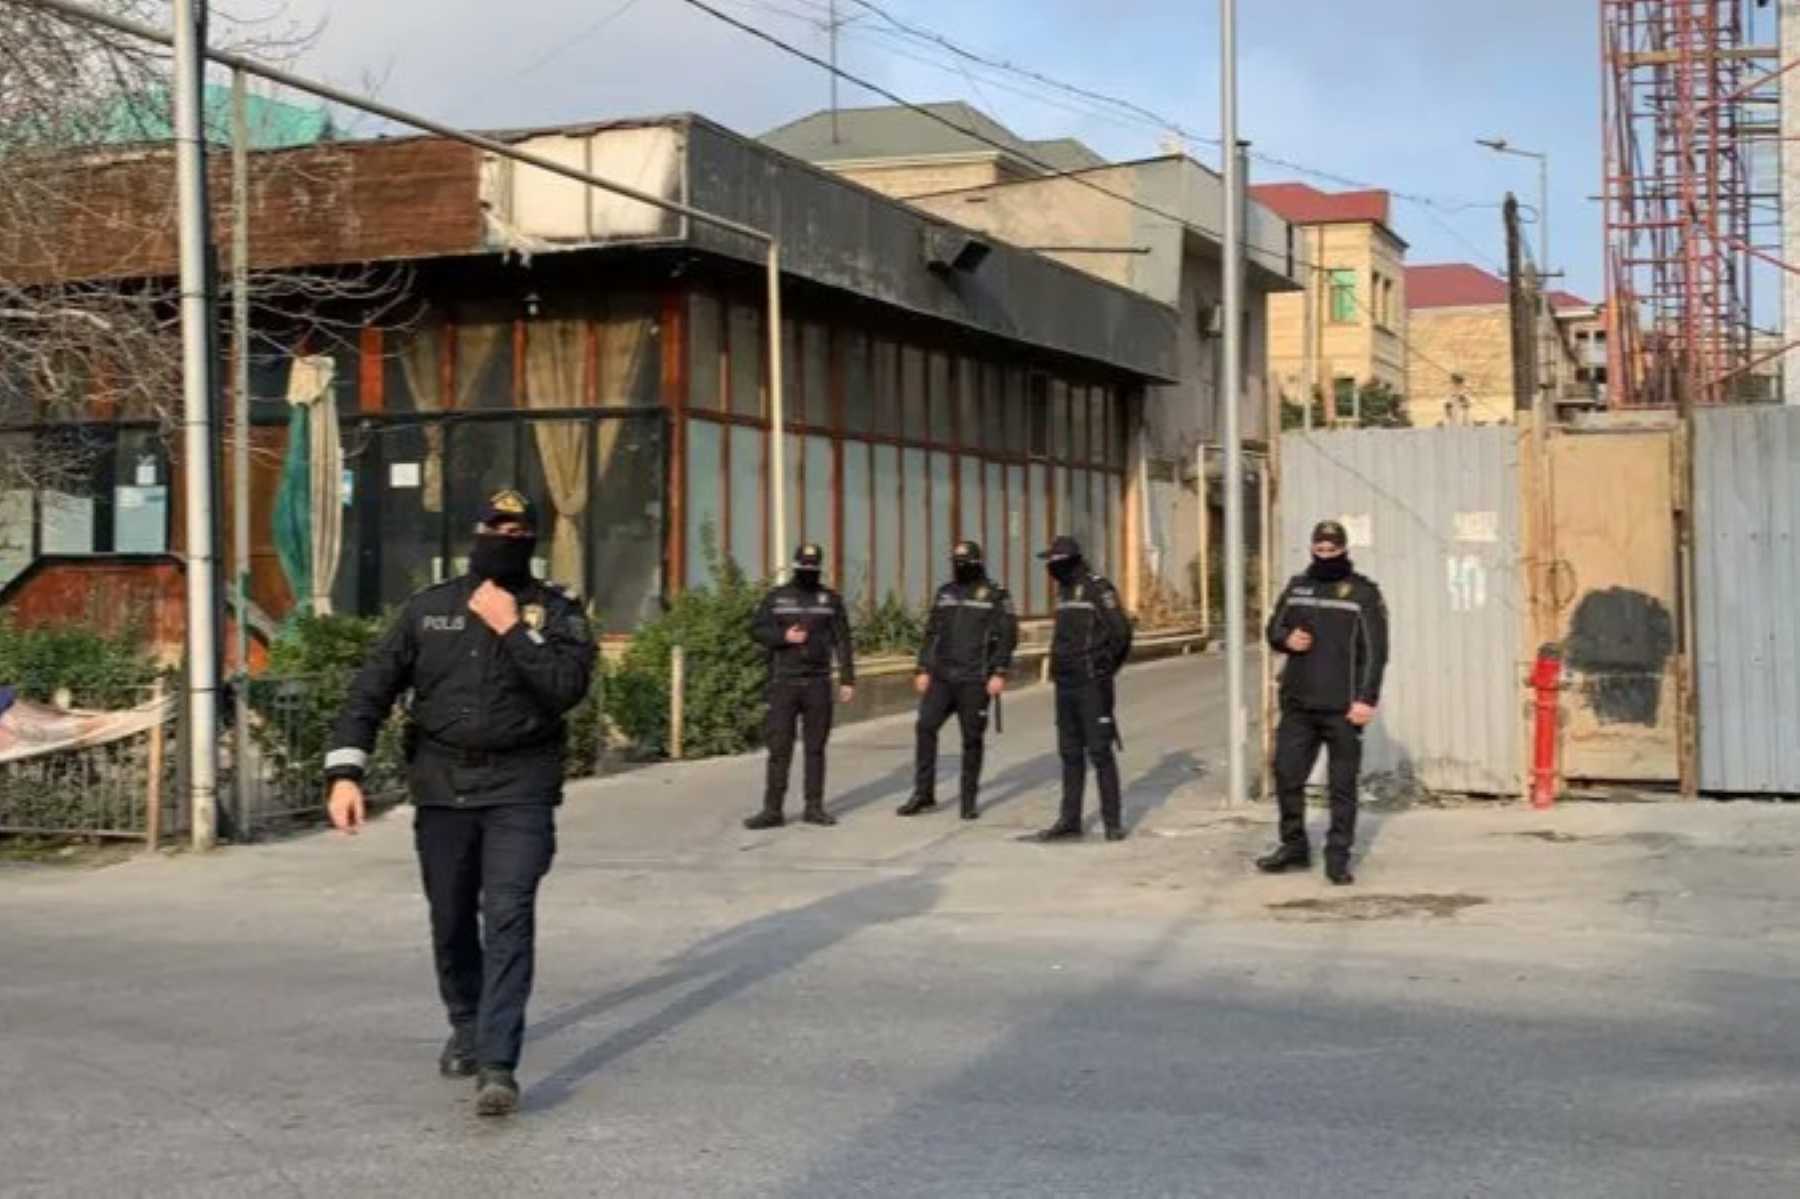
[1036,536,1133,842]
[1257,519,1389,886]
[325,490,596,1117]
[899,541,1019,821]
[746,544,855,830]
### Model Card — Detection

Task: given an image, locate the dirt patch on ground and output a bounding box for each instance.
[1267,893,1489,922]
[0,836,147,869]
[1503,830,1689,852]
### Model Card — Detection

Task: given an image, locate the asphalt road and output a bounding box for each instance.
[5,653,1800,1197]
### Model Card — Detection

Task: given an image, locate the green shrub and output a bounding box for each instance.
[0,616,161,709]
[250,611,404,794]
[853,590,925,658]
[606,540,766,758]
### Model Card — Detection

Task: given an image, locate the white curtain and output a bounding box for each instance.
[397,322,504,513]
[525,321,589,589]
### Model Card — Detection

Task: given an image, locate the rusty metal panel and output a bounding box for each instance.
[1548,431,1680,783]
[1279,427,1523,795]
[1694,407,1800,794]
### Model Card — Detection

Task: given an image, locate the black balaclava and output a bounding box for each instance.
[1308,553,1353,583]
[1047,556,1082,586]
[954,559,985,586]
[793,567,822,589]
[471,533,535,585]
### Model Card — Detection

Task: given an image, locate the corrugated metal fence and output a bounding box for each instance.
[1694,407,1800,794]
[1280,427,1524,795]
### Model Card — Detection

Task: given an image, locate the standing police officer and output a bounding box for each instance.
[746,544,855,830]
[1257,518,1389,886]
[899,541,1019,821]
[325,489,596,1117]
[1036,536,1133,842]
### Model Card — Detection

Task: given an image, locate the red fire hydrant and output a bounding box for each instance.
[1530,645,1563,810]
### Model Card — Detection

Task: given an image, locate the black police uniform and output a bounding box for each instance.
[325,516,595,1077]
[1264,559,1389,873]
[903,552,1019,819]
[748,553,855,824]
[1041,541,1133,838]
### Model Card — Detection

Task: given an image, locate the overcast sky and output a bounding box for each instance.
[263,0,1673,301]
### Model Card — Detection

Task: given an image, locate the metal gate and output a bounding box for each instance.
[1279,427,1524,795]
[1694,407,1800,794]
[1545,430,1681,784]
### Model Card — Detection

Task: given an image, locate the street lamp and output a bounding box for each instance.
[1477,137,1549,278]
[1476,136,1548,277]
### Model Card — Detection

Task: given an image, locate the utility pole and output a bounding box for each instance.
[1220,0,1248,806]
[173,0,221,850]
[1478,137,1550,278]
[828,0,841,145]
[230,68,251,839]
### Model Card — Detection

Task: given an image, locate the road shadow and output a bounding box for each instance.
[523,867,946,1111]
[1120,749,1205,833]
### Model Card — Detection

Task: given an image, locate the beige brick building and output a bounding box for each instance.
[760,102,1104,201]
[1406,263,1600,426]
[1250,183,1408,419]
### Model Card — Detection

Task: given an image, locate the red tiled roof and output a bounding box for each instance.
[1407,263,1595,311]
[1407,263,1508,309]
[1249,182,1391,227]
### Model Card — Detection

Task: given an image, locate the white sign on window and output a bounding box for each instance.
[1339,513,1373,548]
[1453,510,1499,543]
[390,462,422,489]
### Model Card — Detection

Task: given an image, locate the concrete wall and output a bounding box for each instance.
[1266,222,1408,412]
[834,158,1016,201]
[1407,305,1514,425]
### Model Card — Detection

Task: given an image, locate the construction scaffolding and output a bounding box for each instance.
[1601,0,1786,409]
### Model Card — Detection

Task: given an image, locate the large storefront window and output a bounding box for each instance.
[679,284,1136,617]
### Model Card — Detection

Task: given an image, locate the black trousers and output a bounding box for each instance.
[414,803,557,1071]
[913,677,990,807]
[1272,703,1363,861]
[1055,677,1122,830]
[764,676,833,812]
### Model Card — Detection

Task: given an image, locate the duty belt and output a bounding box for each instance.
[419,734,556,768]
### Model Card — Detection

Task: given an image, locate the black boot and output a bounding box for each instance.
[1036,820,1084,842]
[1104,825,1127,842]
[802,804,837,827]
[744,809,785,831]
[896,796,938,817]
[1325,856,1355,886]
[439,1027,477,1079]
[1256,843,1311,873]
[960,798,980,821]
[475,1067,520,1117]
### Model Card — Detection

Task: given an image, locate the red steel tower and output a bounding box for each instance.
[1601,0,1778,409]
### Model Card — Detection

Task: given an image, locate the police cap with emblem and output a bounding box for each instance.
[1036,535,1083,562]
[1310,519,1348,548]
[479,489,539,532]
[951,540,983,564]
[793,543,825,568]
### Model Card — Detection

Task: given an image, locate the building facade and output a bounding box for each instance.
[763,105,1302,610]
[1405,263,1599,426]
[1250,183,1408,418]
[760,102,1104,202]
[0,115,1179,655]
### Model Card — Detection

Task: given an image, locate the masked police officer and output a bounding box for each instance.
[1257,518,1389,886]
[324,489,595,1117]
[899,541,1019,821]
[1036,536,1133,842]
[746,544,855,830]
